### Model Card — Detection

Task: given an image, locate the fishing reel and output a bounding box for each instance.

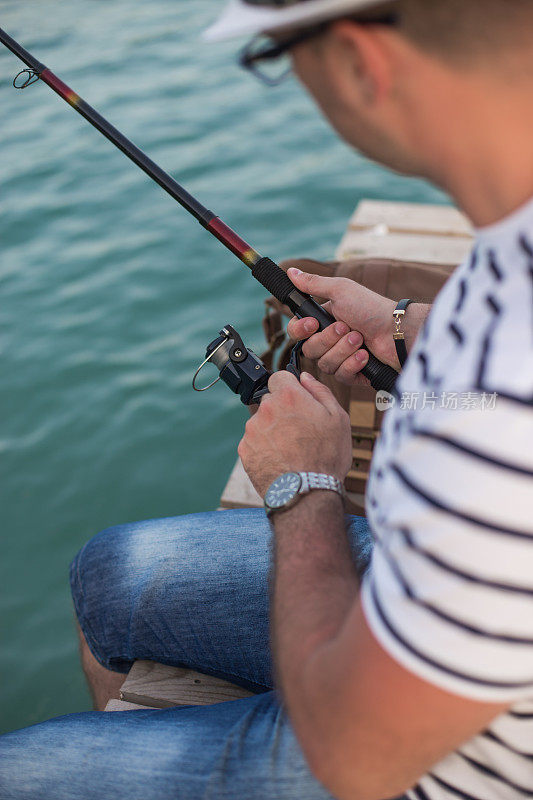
[193,325,303,406]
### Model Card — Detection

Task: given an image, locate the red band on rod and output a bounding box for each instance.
[41,68,80,107]
[207,217,259,267]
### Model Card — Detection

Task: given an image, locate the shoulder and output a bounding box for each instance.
[400,234,533,405]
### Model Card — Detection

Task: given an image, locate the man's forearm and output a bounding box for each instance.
[405,302,431,353]
[271,491,358,761]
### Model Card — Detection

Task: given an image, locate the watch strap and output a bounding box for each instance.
[299,472,345,497]
[393,299,413,368]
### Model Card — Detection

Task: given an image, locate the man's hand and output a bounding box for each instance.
[238,370,352,498]
[286,268,430,385]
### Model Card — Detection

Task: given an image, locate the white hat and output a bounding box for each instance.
[204,0,397,42]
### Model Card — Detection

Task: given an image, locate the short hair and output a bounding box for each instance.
[357,0,533,64]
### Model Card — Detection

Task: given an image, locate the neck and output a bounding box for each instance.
[422,74,533,227]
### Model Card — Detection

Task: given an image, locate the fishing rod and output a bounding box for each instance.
[0,27,399,393]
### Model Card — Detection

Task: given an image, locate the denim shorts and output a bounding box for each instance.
[0,508,374,800]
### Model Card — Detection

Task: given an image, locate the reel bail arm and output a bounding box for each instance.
[193,325,272,405]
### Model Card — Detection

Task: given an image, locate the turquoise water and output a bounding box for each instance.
[0,0,448,734]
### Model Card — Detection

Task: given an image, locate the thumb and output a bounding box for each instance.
[287,268,339,301]
[300,372,340,415]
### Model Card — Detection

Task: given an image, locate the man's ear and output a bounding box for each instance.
[328,20,394,106]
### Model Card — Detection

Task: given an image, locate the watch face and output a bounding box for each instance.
[265,472,302,510]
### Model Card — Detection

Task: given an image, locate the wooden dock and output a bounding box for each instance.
[336,200,472,263]
[105,199,473,712]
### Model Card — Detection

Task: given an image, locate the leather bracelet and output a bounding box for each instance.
[393,299,414,368]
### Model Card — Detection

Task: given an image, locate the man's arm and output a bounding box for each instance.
[239,370,508,800]
[271,492,357,700]
[271,495,509,800]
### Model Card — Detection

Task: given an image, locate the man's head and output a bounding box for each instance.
[207,1,533,224]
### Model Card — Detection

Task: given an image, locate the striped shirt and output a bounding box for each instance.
[362,196,533,800]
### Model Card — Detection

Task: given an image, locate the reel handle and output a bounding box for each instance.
[251,257,399,395]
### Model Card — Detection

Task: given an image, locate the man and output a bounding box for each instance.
[2,1,533,799]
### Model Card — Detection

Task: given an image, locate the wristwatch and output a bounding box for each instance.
[264,472,345,518]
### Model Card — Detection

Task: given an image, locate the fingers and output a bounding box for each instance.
[267,370,301,395]
[287,267,341,301]
[287,316,368,376]
[285,318,370,386]
[301,322,352,361]
[286,304,334,343]
[299,372,343,415]
[267,369,344,417]
[334,352,369,384]
[287,315,320,341]
[317,330,367,375]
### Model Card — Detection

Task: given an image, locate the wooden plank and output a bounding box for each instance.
[352,447,373,462]
[120,660,254,709]
[219,457,263,509]
[349,400,376,429]
[346,468,370,482]
[352,429,380,443]
[105,698,159,711]
[347,200,473,238]
[336,199,473,264]
[335,230,472,265]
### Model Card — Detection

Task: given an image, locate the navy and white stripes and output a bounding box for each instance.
[362,198,533,800]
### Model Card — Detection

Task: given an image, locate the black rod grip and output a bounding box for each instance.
[251,256,399,394]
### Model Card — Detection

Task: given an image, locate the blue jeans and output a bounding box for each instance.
[0,509,374,800]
